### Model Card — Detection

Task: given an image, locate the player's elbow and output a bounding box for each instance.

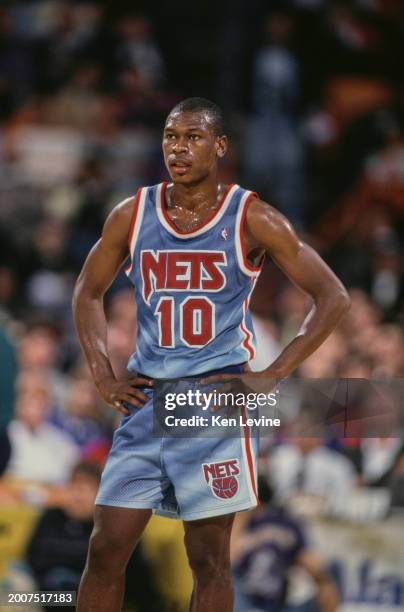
[333,286,351,317]
[72,275,96,312]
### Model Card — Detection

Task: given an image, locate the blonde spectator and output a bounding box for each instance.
[6,370,79,485]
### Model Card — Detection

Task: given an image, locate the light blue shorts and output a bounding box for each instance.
[96,365,259,521]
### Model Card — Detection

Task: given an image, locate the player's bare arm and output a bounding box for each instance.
[245,198,350,379]
[203,198,350,385]
[72,198,153,415]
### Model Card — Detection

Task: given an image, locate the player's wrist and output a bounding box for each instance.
[94,374,117,391]
[261,364,288,380]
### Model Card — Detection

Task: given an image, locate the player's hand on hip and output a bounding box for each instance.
[199,373,254,416]
[200,371,278,415]
[96,376,153,415]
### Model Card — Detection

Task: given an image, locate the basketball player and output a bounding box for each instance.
[73,98,350,611]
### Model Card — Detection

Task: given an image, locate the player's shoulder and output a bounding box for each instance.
[104,182,160,236]
[101,194,140,243]
[113,195,137,216]
[243,192,293,238]
[109,182,157,216]
[241,189,279,221]
[113,182,162,216]
[105,195,135,228]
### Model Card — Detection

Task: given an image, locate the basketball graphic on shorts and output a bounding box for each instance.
[212,476,238,499]
[203,460,240,500]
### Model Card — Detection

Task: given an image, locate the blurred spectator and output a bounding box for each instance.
[115,15,165,90]
[7,118,85,187]
[389,449,404,509]
[299,332,347,378]
[49,64,103,131]
[340,289,381,349]
[268,421,356,514]
[65,157,111,269]
[6,370,79,485]
[26,461,164,612]
[17,322,69,407]
[359,437,403,486]
[49,377,111,459]
[18,323,59,370]
[26,461,101,599]
[35,2,104,91]
[232,478,340,612]
[243,9,305,226]
[368,324,404,377]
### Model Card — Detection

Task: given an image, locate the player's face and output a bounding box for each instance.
[162,111,227,184]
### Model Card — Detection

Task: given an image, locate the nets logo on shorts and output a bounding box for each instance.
[202,459,240,500]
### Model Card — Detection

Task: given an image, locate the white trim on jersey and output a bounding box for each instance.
[235,190,262,278]
[155,183,239,239]
[125,187,148,276]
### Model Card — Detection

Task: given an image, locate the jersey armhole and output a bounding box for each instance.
[236,191,266,276]
[127,188,142,253]
[125,187,144,276]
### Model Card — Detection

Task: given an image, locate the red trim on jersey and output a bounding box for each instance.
[160,182,234,236]
[239,296,255,359]
[125,188,142,274]
[240,192,265,273]
[241,328,254,360]
[241,405,259,504]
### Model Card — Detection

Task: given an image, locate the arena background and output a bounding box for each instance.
[0,1,403,611]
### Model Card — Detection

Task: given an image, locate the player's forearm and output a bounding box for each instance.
[72,286,116,385]
[265,289,350,379]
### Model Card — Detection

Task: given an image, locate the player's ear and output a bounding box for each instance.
[216,135,228,158]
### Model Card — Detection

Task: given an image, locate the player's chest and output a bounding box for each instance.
[165,208,213,233]
[138,248,230,304]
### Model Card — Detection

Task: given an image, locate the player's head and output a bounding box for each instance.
[163,97,228,184]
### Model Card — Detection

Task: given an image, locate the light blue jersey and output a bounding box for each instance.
[125,182,263,378]
[96,183,262,520]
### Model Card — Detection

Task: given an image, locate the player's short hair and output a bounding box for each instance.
[167,97,225,136]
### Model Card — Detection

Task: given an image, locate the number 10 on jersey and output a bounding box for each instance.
[155,296,215,348]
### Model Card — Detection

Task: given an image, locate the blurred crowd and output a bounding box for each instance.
[0,0,403,610]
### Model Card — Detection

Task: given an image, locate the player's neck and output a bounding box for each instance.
[169,177,222,212]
